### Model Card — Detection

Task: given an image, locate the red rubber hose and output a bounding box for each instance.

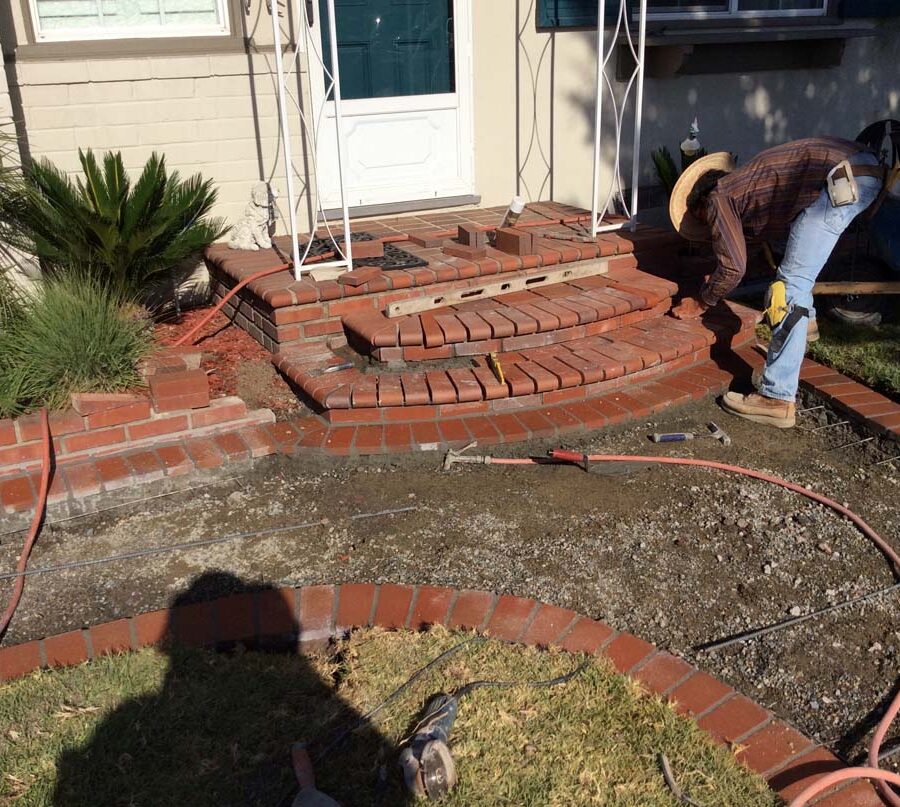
[493,448,900,807]
[0,408,51,640]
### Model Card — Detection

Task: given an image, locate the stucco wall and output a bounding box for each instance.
[474,3,900,215]
[1,2,898,232]
[0,61,12,126]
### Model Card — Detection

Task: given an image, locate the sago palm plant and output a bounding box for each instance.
[11,149,228,299]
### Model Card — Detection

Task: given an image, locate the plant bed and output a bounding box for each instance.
[155,308,307,420]
[0,627,776,806]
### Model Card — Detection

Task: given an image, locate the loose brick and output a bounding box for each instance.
[560,618,616,654]
[149,368,210,411]
[374,583,414,629]
[443,243,487,260]
[44,629,89,668]
[344,239,384,259]
[698,694,769,745]
[0,640,42,681]
[486,595,538,642]
[458,223,487,247]
[90,619,134,657]
[495,227,534,256]
[339,266,383,286]
[521,604,578,647]
[447,590,495,630]
[408,233,445,248]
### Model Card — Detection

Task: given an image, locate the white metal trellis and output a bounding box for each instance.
[590,0,648,236]
[270,0,353,280]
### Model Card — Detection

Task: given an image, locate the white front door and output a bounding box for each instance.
[307,0,474,211]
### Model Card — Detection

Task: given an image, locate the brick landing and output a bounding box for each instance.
[0,583,882,806]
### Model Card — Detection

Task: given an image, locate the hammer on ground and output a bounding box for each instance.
[651,421,731,446]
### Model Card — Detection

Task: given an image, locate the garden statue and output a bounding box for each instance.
[229,182,276,251]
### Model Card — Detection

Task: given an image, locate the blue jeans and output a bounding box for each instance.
[758,155,882,402]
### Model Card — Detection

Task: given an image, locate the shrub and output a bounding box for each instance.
[7,149,227,300]
[0,272,152,418]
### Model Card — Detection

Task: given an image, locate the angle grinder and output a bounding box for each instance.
[398,693,460,799]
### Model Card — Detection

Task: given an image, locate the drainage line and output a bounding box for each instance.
[695,582,900,653]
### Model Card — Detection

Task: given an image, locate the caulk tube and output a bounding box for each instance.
[499,196,526,230]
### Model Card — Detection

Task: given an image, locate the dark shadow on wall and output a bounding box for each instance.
[52,571,412,807]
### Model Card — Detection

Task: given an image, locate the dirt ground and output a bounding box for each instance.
[1,395,898,770]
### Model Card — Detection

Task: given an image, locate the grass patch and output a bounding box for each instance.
[0,628,777,806]
[756,316,900,400]
[0,272,152,418]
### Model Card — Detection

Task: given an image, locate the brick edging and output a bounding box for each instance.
[0,584,879,806]
[738,345,900,442]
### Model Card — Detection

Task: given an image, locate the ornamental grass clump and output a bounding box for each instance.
[0,272,152,418]
[4,149,227,301]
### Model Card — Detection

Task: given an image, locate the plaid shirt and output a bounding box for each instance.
[700,137,870,307]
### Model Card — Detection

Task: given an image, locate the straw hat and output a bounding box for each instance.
[669,152,737,241]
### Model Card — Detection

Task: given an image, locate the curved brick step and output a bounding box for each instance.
[343,266,679,362]
[273,303,759,421]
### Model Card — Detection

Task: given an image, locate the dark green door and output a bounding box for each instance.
[319,0,456,101]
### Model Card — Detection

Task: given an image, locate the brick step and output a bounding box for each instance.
[289,355,746,456]
[273,303,759,421]
[343,266,679,362]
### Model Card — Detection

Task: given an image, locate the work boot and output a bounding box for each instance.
[720,392,796,428]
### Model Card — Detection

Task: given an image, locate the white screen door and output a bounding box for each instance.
[308,0,474,211]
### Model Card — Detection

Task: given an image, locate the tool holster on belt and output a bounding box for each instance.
[826,160,887,208]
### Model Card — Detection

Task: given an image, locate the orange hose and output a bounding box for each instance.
[495,448,900,806]
[0,408,51,641]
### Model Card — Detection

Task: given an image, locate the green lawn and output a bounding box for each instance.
[0,628,776,807]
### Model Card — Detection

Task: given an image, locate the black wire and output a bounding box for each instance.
[453,657,591,699]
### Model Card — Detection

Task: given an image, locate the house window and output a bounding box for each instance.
[647,0,828,17]
[29,0,230,41]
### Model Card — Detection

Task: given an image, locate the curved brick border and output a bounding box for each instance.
[0,584,881,806]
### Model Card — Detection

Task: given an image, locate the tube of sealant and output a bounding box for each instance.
[499,196,526,230]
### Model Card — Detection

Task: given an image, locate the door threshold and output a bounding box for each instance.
[321,194,481,221]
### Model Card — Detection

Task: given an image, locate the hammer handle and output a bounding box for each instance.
[651,432,695,443]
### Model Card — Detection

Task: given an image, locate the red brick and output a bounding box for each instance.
[410,586,455,629]
[0,440,45,468]
[810,780,884,807]
[604,633,655,673]
[767,746,844,803]
[353,425,384,454]
[698,694,770,745]
[337,583,376,628]
[265,421,303,453]
[63,427,127,455]
[736,721,814,776]
[338,266,383,286]
[670,671,733,716]
[0,419,15,447]
[345,238,384,259]
[14,413,46,442]
[458,223,487,247]
[443,243,487,260]
[44,629,89,668]
[128,449,165,481]
[560,618,616,654]
[188,398,248,429]
[258,587,299,636]
[485,595,537,641]
[127,414,189,441]
[48,409,87,436]
[300,585,335,638]
[172,601,215,646]
[239,425,278,458]
[0,640,42,681]
[63,463,102,498]
[155,445,193,476]
[408,233,445,248]
[86,401,152,429]
[0,475,35,512]
[215,592,257,643]
[447,590,495,629]
[410,421,442,449]
[495,228,534,256]
[633,652,694,696]
[185,437,225,469]
[374,583,414,629]
[94,456,133,488]
[521,604,578,647]
[90,619,134,657]
[213,431,249,460]
[150,369,210,411]
[134,609,172,647]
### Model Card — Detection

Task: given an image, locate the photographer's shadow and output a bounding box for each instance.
[53,571,412,807]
